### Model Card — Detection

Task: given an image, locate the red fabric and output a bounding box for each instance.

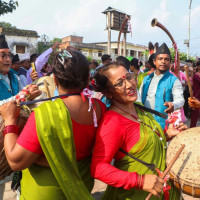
[17,98,106,161]
[193,73,200,99]
[91,111,140,190]
[17,112,43,154]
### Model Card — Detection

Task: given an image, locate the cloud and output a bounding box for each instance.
[144,0,170,32]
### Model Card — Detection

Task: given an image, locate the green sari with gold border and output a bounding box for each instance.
[101,103,180,200]
[20,99,94,200]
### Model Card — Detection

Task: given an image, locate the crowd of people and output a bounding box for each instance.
[0,32,200,200]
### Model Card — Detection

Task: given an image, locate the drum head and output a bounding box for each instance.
[167,127,200,188]
[33,76,55,98]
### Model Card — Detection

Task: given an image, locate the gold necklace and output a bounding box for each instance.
[113,103,162,139]
[113,103,138,120]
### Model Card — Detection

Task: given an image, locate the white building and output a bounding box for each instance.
[92,41,147,61]
[0,27,39,56]
[61,35,106,61]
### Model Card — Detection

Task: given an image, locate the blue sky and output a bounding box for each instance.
[1,0,200,56]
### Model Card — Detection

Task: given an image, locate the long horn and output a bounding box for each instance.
[117,15,130,56]
[151,18,180,76]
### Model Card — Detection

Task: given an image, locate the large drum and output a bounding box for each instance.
[167,127,200,197]
[0,76,55,180]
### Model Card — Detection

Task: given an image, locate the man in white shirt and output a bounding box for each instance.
[139,43,184,129]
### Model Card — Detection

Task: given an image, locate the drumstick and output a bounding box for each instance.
[184,65,193,98]
[145,144,185,200]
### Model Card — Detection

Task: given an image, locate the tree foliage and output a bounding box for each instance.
[169,48,196,62]
[50,38,62,43]
[0,0,18,16]
[0,21,16,28]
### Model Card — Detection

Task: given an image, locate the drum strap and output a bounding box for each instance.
[134,103,168,119]
[119,148,156,172]
[20,93,80,106]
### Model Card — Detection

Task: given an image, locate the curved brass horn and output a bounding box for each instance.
[151,18,157,27]
[117,15,130,56]
[151,18,180,76]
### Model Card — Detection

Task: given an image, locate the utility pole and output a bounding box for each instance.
[107,11,111,55]
[187,0,192,59]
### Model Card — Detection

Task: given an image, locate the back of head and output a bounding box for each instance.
[12,54,19,64]
[52,50,89,91]
[130,58,141,70]
[196,61,200,67]
[92,61,98,68]
[0,34,9,49]
[30,53,38,62]
[116,56,130,71]
[148,53,156,69]
[101,54,111,63]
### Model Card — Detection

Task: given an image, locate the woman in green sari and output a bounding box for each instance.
[91,61,187,200]
[1,50,106,199]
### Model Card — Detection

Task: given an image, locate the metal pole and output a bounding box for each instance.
[187,0,192,59]
[123,32,126,57]
[107,12,111,55]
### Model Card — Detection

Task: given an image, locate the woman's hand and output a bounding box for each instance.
[0,100,21,125]
[188,97,200,109]
[28,85,42,100]
[143,175,164,198]
[165,123,187,139]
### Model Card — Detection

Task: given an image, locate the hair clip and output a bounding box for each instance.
[58,50,72,65]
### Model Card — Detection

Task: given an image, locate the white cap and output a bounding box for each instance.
[19,53,30,61]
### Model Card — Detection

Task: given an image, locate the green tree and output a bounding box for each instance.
[50,38,62,43]
[0,0,18,16]
[142,50,149,61]
[87,56,92,62]
[0,21,16,28]
[169,48,195,62]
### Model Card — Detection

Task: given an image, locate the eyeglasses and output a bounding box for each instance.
[0,53,13,60]
[112,73,135,88]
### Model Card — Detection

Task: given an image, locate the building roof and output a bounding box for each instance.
[70,42,106,51]
[0,27,39,38]
[89,41,147,49]
[102,6,126,15]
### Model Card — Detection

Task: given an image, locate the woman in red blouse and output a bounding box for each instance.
[1,50,106,199]
[91,61,187,200]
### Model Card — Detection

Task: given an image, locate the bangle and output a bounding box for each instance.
[140,175,145,190]
[3,125,19,137]
[136,174,145,190]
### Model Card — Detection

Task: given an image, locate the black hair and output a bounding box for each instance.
[52,50,89,91]
[196,61,200,67]
[116,56,130,71]
[94,61,126,93]
[30,53,38,62]
[101,54,111,62]
[148,53,156,69]
[130,58,142,70]
[92,61,98,68]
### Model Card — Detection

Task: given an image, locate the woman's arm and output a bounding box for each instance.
[91,114,138,190]
[2,101,41,171]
